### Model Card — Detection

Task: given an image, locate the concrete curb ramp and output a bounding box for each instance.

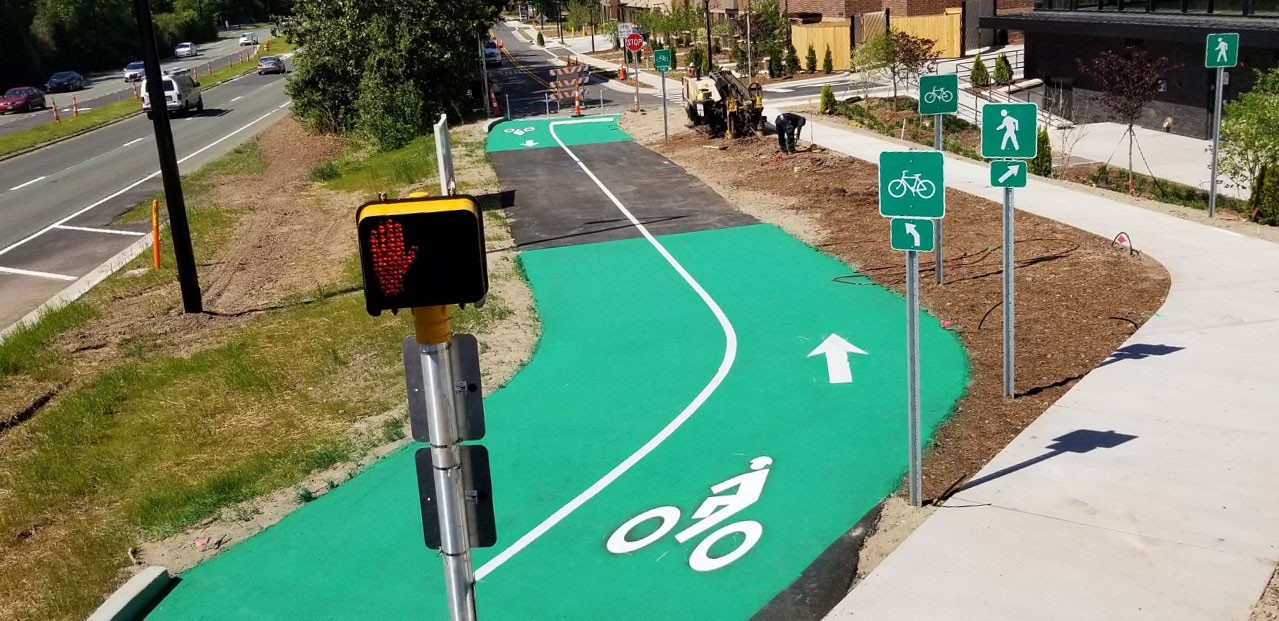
[87,566,171,621]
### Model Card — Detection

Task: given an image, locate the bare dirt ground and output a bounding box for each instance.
[1255,568,1279,621]
[621,110,1172,593]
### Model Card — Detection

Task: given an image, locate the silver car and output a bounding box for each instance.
[174,42,197,57]
[124,61,146,82]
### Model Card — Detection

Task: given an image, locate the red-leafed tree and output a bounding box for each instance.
[1077,47,1181,188]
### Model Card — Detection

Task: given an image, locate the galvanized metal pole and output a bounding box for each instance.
[934,113,944,285]
[661,73,669,141]
[1209,66,1224,219]
[633,57,640,112]
[1002,187,1015,399]
[599,88,603,113]
[479,34,491,118]
[906,250,923,508]
[505,93,510,120]
[418,338,477,621]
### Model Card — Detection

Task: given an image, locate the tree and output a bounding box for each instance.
[819,83,835,114]
[785,42,800,76]
[537,31,545,46]
[731,0,785,78]
[822,45,833,74]
[854,30,939,109]
[993,53,1013,85]
[1077,47,1180,189]
[687,45,706,75]
[969,53,990,88]
[1030,127,1053,176]
[805,44,817,73]
[565,0,599,51]
[1220,67,1279,211]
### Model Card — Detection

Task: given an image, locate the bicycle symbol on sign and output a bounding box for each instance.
[922,86,953,105]
[606,456,773,572]
[503,126,536,136]
[886,170,937,200]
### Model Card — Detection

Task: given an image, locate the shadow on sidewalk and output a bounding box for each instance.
[941,429,1137,501]
[1098,343,1185,367]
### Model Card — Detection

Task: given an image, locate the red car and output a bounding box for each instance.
[0,87,47,114]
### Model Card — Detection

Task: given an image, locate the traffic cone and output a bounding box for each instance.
[488,84,500,117]
[72,95,79,118]
[572,87,582,117]
[51,97,60,123]
[131,80,139,100]
[618,64,626,80]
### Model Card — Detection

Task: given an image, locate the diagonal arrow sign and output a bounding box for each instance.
[807,334,869,384]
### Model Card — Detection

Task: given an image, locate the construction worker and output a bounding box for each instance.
[775,112,806,154]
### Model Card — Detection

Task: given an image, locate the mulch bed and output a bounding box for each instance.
[655,132,1170,501]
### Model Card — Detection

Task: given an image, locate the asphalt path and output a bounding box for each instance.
[0,57,294,330]
[0,27,273,138]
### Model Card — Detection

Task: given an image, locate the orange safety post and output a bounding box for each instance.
[488,83,500,117]
[264,40,270,53]
[572,87,582,117]
[151,199,162,269]
[50,97,60,122]
[207,61,212,75]
[72,95,79,118]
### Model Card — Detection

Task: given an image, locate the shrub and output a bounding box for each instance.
[785,43,801,76]
[1030,127,1053,176]
[819,84,835,114]
[822,46,833,74]
[687,46,706,75]
[993,53,1013,85]
[1256,164,1279,225]
[536,32,545,47]
[806,45,817,72]
[970,54,990,88]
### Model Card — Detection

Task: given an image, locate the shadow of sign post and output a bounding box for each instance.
[955,429,1138,496]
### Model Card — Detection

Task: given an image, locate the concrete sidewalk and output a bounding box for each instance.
[774,108,1279,620]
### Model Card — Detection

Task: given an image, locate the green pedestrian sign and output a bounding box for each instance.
[918,74,958,116]
[990,160,1027,188]
[1206,33,1239,68]
[654,49,672,73]
[981,103,1038,159]
[879,151,945,219]
[890,218,935,252]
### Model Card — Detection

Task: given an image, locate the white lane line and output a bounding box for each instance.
[0,100,292,258]
[55,224,147,236]
[8,176,47,191]
[231,96,243,102]
[0,265,77,281]
[123,137,146,147]
[473,116,739,581]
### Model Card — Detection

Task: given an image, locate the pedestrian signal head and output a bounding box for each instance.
[356,196,488,316]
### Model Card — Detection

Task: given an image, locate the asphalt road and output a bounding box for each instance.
[0,57,294,330]
[0,27,273,138]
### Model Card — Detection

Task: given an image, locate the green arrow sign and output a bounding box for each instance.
[891,218,935,252]
[918,74,958,116]
[981,103,1038,159]
[1206,33,1239,69]
[879,151,945,219]
[654,49,672,72]
[990,160,1027,188]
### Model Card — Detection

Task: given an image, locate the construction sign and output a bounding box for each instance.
[549,61,588,100]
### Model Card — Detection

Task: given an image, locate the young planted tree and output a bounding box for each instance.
[1077,47,1180,189]
[822,45,833,74]
[536,31,545,46]
[565,0,600,51]
[1030,127,1053,176]
[820,83,836,114]
[853,30,939,110]
[993,53,1013,85]
[785,42,801,76]
[806,44,817,73]
[1220,67,1279,214]
[969,53,990,88]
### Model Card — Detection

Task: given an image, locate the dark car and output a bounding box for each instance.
[0,87,46,114]
[45,71,85,93]
[256,55,285,75]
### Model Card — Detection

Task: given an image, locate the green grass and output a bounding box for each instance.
[0,303,96,379]
[313,133,440,198]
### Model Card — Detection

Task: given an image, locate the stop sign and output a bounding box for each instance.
[625,33,644,52]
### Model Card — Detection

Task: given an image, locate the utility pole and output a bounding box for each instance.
[746,0,752,78]
[133,0,202,313]
[558,0,564,44]
[705,0,713,73]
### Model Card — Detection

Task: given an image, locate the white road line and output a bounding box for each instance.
[0,265,77,281]
[123,137,146,147]
[231,96,243,102]
[473,116,739,581]
[8,176,46,191]
[55,224,147,236]
[0,100,292,258]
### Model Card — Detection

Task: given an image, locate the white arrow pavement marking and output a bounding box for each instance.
[904,222,921,247]
[807,334,868,384]
[521,139,538,147]
[998,163,1019,183]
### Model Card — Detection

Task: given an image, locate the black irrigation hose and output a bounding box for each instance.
[831,237,1082,289]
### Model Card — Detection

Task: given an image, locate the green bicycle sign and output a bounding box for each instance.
[879,151,945,219]
[918,74,958,116]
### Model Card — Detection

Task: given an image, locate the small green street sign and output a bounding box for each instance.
[891,218,935,252]
[879,151,945,219]
[1206,33,1239,68]
[981,103,1038,159]
[654,49,672,72]
[990,160,1027,188]
[918,74,959,116]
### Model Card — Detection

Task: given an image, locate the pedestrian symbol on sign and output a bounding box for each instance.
[997,110,1020,152]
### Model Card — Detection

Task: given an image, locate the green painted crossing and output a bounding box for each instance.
[487,115,628,153]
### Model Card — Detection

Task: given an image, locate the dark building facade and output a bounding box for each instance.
[983,10,1279,137]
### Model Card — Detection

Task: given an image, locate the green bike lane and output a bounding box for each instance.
[146,116,967,620]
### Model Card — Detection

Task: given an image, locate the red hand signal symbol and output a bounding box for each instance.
[368,220,418,297]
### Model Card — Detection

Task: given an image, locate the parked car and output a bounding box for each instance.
[483,39,501,66]
[256,56,285,75]
[124,61,146,82]
[0,87,47,114]
[174,42,197,57]
[45,71,85,92]
[239,33,258,46]
[141,70,203,118]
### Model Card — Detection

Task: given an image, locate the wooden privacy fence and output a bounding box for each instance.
[790,23,852,71]
[853,10,888,46]
[892,9,963,58]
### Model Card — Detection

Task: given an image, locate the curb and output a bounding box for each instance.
[86,566,171,621]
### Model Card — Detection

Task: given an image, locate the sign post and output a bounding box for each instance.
[625,33,644,113]
[981,102,1038,399]
[879,150,945,508]
[918,74,958,284]
[1205,32,1239,219]
[655,49,672,142]
[356,196,496,621]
